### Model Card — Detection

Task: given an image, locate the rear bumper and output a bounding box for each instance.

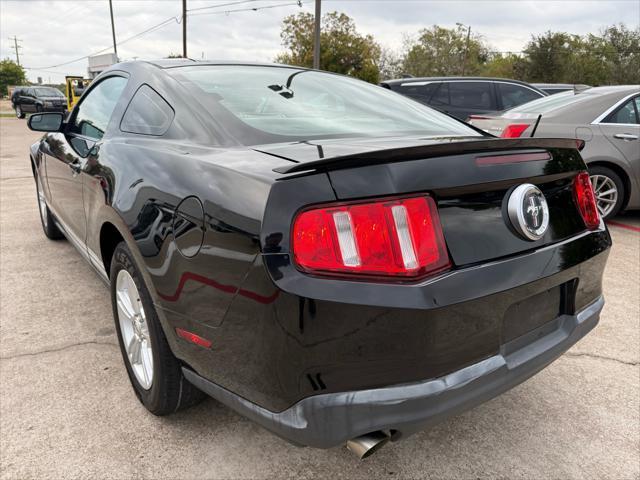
[183,295,603,448]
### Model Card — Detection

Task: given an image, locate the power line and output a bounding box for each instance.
[23,0,305,71]
[187,0,257,12]
[24,15,181,71]
[188,1,305,17]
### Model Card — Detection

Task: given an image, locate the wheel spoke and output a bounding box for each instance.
[599,198,615,204]
[598,187,616,197]
[129,338,142,365]
[116,290,135,320]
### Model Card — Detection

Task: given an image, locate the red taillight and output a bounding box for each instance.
[292,195,450,279]
[573,172,600,229]
[500,124,530,138]
[175,328,212,348]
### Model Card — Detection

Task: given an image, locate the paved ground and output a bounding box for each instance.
[1,117,638,479]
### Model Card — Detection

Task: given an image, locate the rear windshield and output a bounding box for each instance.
[168,65,481,145]
[34,87,64,97]
[509,90,592,114]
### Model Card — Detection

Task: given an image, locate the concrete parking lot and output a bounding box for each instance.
[0,117,638,479]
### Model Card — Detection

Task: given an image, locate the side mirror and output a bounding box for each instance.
[27,112,64,133]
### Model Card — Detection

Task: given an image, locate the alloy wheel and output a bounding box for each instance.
[15,106,21,118]
[589,174,618,218]
[116,269,154,390]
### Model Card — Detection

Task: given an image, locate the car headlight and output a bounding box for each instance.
[44,101,53,107]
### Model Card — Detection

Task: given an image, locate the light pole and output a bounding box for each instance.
[182,0,188,58]
[313,0,321,69]
[109,0,118,59]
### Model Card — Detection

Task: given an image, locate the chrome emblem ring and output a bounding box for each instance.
[507,184,549,241]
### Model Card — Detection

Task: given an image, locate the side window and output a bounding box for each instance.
[430,82,450,106]
[121,85,175,136]
[449,82,493,109]
[604,97,639,124]
[498,83,542,109]
[70,76,128,140]
[396,83,439,103]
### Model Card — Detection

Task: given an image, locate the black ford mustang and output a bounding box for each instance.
[28,59,610,458]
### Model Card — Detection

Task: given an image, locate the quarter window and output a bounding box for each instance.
[121,85,174,136]
[395,83,439,103]
[498,83,542,109]
[69,76,128,140]
[449,82,493,109]
[604,97,639,124]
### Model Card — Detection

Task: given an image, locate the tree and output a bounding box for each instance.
[0,58,26,97]
[482,53,528,79]
[521,31,575,83]
[401,25,489,77]
[601,24,640,84]
[378,47,404,81]
[276,11,381,83]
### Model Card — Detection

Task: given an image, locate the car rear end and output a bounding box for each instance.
[186,137,610,454]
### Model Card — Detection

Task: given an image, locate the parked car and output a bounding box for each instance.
[12,86,66,118]
[533,83,591,95]
[27,60,610,458]
[468,86,640,219]
[381,77,547,120]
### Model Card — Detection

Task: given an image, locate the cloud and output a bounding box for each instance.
[0,0,637,84]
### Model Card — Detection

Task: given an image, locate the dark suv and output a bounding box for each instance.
[382,77,547,120]
[11,86,67,118]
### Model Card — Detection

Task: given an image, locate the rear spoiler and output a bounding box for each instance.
[273,137,580,174]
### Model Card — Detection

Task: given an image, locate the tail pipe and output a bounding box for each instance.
[346,431,390,459]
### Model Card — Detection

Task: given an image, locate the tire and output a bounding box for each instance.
[588,166,625,220]
[35,172,64,239]
[36,104,43,113]
[110,242,204,415]
[15,105,25,118]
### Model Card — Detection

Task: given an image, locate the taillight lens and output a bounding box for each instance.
[573,172,600,229]
[500,124,530,138]
[292,195,450,279]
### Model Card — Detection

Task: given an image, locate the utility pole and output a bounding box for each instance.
[9,36,22,65]
[109,0,118,59]
[313,0,321,69]
[461,25,471,76]
[182,0,188,58]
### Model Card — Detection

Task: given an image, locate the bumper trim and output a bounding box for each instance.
[182,296,604,448]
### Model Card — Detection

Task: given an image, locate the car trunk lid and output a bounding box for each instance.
[259,136,590,267]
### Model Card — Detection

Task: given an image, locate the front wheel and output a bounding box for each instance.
[110,242,204,415]
[15,105,25,118]
[589,166,625,220]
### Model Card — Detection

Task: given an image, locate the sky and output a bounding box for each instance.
[1,0,638,84]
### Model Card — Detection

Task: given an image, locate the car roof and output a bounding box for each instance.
[143,59,291,69]
[502,85,639,122]
[383,76,538,87]
[532,83,590,89]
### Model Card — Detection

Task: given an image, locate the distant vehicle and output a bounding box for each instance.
[11,86,66,118]
[533,83,591,95]
[468,86,640,219]
[381,77,547,120]
[65,76,91,111]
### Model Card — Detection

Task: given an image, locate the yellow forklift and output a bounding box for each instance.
[65,76,91,111]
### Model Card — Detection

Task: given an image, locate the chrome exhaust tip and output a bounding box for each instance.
[346,431,390,459]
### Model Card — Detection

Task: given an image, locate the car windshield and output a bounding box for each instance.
[34,88,63,97]
[168,65,481,145]
[509,90,592,114]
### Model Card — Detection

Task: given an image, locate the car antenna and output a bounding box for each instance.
[530,114,542,137]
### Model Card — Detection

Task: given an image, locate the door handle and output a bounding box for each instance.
[613,133,638,141]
